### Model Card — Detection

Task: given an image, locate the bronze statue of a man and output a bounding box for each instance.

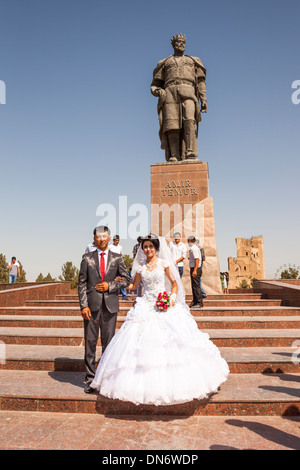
[151,34,207,162]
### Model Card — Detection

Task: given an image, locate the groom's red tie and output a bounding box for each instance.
[100,252,106,280]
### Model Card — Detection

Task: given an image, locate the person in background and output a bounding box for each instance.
[132,236,142,259]
[222,272,228,294]
[132,236,143,297]
[196,239,207,298]
[109,235,123,255]
[220,272,224,291]
[9,257,20,284]
[85,241,96,253]
[225,272,229,293]
[220,272,228,294]
[169,232,187,278]
[188,236,203,308]
[109,235,128,301]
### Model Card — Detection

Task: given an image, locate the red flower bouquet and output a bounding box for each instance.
[156,291,170,311]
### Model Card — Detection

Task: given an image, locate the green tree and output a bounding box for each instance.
[36,273,57,282]
[123,254,134,271]
[0,254,9,283]
[280,267,299,279]
[238,279,250,289]
[16,260,27,283]
[44,273,57,282]
[59,261,79,289]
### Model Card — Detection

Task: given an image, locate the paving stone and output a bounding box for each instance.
[0,411,298,450]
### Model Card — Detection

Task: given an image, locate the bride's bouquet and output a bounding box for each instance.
[156,291,170,311]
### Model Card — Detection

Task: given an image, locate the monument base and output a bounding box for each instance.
[150,160,222,295]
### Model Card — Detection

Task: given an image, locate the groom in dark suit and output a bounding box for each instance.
[78,225,131,393]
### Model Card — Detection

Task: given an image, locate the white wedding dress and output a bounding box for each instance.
[90,258,229,406]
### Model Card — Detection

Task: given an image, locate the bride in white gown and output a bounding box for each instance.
[90,234,229,406]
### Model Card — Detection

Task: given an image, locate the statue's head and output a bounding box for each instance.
[171,33,186,52]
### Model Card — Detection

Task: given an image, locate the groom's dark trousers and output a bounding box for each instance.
[78,249,131,384]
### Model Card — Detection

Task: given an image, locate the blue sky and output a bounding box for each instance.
[0,0,299,281]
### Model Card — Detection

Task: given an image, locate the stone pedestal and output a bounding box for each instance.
[150,160,222,295]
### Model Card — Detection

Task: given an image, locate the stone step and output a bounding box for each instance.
[1,315,299,329]
[1,345,299,374]
[2,306,300,317]
[0,370,299,416]
[25,299,283,308]
[0,327,299,348]
[56,293,265,301]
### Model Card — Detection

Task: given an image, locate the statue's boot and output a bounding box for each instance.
[167,130,180,161]
[183,120,196,159]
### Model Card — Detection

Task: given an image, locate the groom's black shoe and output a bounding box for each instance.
[190,302,203,309]
[84,382,95,394]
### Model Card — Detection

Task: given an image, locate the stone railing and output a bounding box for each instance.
[270,279,300,286]
[0,282,72,307]
[253,279,300,307]
[0,282,51,291]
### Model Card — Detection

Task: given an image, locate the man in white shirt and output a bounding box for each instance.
[169,232,187,278]
[9,257,20,283]
[188,236,203,308]
[85,242,96,253]
[109,235,123,255]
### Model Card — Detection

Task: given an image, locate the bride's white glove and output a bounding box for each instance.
[170,293,176,306]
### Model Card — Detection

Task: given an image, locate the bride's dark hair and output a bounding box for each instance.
[141,233,160,251]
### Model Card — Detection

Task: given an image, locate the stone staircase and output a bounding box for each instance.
[0,285,299,417]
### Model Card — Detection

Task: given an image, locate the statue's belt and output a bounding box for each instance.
[164,79,194,88]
